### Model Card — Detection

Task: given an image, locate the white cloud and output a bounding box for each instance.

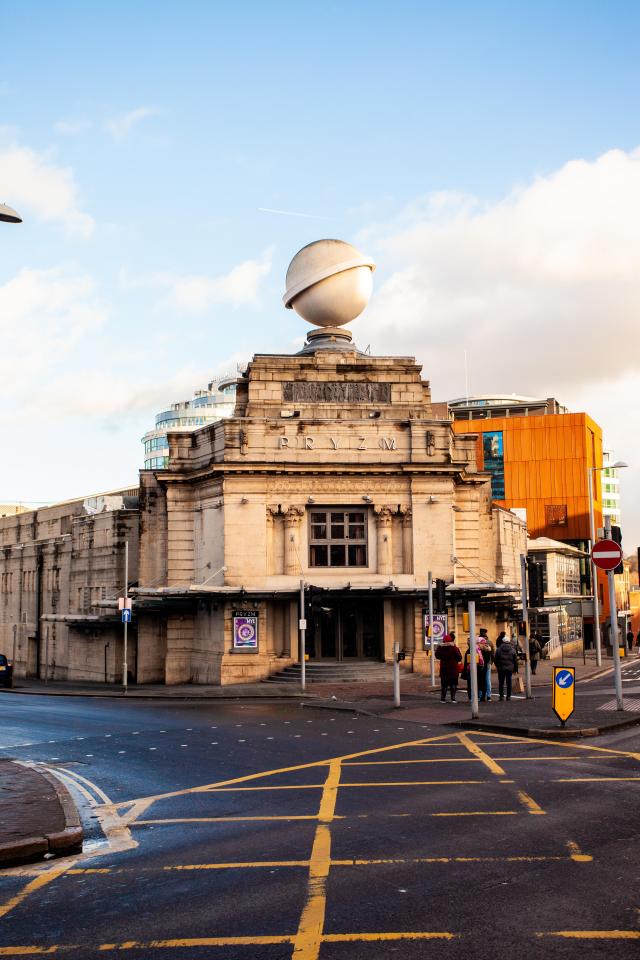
[122,249,274,313]
[359,147,640,543]
[54,118,92,135]
[0,266,106,405]
[106,106,161,141]
[0,143,94,237]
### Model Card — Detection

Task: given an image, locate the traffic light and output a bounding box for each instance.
[435,578,447,614]
[527,559,545,609]
[611,525,624,575]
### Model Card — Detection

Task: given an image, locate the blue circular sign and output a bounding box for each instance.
[555,669,574,689]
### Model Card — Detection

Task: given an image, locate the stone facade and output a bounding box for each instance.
[134,347,527,684]
[0,491,139,681]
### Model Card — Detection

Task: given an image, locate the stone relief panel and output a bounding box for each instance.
[282,381,391,404]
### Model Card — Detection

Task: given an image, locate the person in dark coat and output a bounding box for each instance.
[626,629,634,654]
[529,633,542,675]
[493,636,519,701]
[435,632,462,702]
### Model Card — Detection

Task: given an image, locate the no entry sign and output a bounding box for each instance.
[591,539,623,571]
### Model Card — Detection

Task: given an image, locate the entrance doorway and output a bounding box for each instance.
[307,598,382,661]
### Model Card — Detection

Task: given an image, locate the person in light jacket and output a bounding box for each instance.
[493,636,519,701]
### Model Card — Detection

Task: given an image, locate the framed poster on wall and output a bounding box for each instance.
[232,610,259,651]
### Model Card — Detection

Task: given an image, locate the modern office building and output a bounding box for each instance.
[601,448,622,527]
[142,376,237,469]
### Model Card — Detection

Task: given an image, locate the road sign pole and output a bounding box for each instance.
[468,600,479,720]
[299,578,306,694]
[587,468,603,667]
[122,541,128,694]
[520,553,532,699]
[428,571,435,688]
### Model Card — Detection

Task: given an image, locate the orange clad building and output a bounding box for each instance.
[451,410,604,543]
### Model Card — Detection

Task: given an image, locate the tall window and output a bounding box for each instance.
[309,510,368,567]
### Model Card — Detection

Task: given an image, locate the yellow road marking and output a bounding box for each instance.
[135,815,331,825]
[111,732,457,813]
[432,811,517,817]
[0,932,457,955]
[343,758,483,765]
[204,779,486,791]
[292,758,342,960]
[472,730,640,762]
[553,777,640,783]
[517,790,546,815]
[0,869,68,920]
[538,931,640,939]
[455,733,506,775]
[566,841,592,862]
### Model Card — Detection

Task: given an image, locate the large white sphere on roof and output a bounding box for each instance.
[283,239,375,327]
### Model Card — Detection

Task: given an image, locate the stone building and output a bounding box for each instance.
[0,489,138,680]
[132,242,527,685]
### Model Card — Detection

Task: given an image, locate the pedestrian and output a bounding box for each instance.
[477,628,494,701]
[493,634,519,701]
[529,632,542,675]
[636,629,640,656]
[462,640,485,700]
[626,628,634,654]
[435,632,462,703]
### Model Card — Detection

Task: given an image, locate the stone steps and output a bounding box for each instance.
[264,662,392,684]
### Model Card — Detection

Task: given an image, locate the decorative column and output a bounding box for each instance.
[400,506,413,574]
[374,506,393,576]
[266,506,278,575]
[284,506,305,576]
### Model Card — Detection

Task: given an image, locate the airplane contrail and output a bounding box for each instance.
[258,207,332,221]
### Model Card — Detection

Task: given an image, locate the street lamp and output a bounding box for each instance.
[587,460,628,667]
[0,203,22,223]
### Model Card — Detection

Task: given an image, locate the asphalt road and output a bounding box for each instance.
[1,692,639,959]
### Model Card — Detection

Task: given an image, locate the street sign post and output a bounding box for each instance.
[552,666,575,727]
[591,539,623,571]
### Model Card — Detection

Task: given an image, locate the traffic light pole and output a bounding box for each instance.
[520,554,532,700]
[428,572,435,688]
[468,600,479,720]
[604,518,624,711]
[122,540,128,694]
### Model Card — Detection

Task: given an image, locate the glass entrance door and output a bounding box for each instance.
[308,599,381,661]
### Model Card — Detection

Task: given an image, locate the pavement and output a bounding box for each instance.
[0,760,83,866]
[0,693,639,958]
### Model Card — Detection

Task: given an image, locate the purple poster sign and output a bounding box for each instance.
[233,610,258,650]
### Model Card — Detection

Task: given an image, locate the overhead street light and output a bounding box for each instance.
[0,203,22,223]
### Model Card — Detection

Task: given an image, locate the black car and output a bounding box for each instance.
[0,654,13,687]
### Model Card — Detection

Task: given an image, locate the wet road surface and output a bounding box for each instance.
[1,693,639,959]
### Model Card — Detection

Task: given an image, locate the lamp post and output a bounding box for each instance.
[587,460,627,667]
[0,203,22,223]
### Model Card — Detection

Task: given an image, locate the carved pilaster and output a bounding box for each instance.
[284,506,305,576]
[266,506,279,575]
[400,506,413,574]
[374,505,394,576]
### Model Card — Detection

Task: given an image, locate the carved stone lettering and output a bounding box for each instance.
[380,437,397,450]
[304,436,314,450]
[282,381,391,404]
[330,437,339,449]
[358,437,367,450]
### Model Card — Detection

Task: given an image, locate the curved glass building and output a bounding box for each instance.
[142,375,237,469]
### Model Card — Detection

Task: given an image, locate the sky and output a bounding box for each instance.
[1,0,639,545]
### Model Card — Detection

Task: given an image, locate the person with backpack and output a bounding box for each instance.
[494,634,519,701]
[462,636,485,701]
[435,632,462,702]
[529,632,542,675]
[477,628,494,701]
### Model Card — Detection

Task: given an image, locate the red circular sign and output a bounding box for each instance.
[591,538,623,571]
